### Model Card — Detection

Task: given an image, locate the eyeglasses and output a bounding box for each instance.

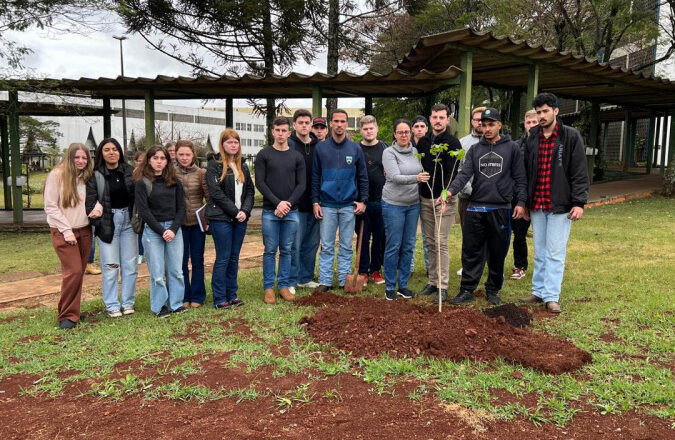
[395,130,411,136]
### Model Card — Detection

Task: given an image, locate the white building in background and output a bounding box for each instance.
[26,98,267,157]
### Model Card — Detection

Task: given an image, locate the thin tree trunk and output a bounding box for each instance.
[262,5,276,145]
[326,0,339,115]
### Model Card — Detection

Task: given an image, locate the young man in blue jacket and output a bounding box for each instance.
[312,109,369,291]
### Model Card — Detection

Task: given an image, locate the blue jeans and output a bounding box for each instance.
[143,221,185,313]
[181,224,206,304]
[382,201,419,291]
[262,210,298,290]
[98,208,138,312]
[88,230,96,263]
[138,233,144,256]
[530,210,572,303]
[211,219,247,305]
[290,211,320,285]
[358,201,385,274]
[318,205,355,287]
[410,216,430,273]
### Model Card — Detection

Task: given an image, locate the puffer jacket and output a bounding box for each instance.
[85,162,135,243]
[175,164,209,226]
[205,155,255,222]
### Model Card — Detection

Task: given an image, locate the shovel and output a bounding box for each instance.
[344,220,366,294]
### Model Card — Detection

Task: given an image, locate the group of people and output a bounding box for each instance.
[44,91,588,330]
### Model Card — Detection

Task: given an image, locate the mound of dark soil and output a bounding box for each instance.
[482,303,532,328]
[298,293,591,374]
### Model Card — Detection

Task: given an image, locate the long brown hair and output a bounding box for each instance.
[218,128,245,183]
[54,143,93,209]
[133,145,177,186]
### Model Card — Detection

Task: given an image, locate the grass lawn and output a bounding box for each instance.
[0,197,673,436]
[0,170,48,209]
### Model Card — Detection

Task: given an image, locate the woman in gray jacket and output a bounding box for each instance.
[381,119,429,301]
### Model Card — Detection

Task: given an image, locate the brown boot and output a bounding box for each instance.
[519,294,543,304]
[279,287,296,302]
[85,263,101,275]
[264,289,276,304]
[182,302,190,308]
[190,302,201,308]
[546,301,561,313]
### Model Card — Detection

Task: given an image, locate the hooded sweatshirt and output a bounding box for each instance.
[288,131,318,212]
[448,134,527,209]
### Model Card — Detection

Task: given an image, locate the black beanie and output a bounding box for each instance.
[412,115,428,126]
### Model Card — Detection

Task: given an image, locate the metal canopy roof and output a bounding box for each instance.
[0,102,118,116]
[5,68,461,100]
[397,28,675,109]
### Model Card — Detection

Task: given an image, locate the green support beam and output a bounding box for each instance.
[102,98,112,138]
[601,121,609,157]
[588,101,600,183]
[144,89,156,147]
[645,112,655,174]
[225,97,233,128]
[312,86,323,118]
[629,119,637,168]
[364,96,373,116]
[652,115,661,169]
[622,111,631,172]
[669,108,675,166]
[661,113,669,175]
[457,51,473,138]
[8,90,22,223]
[510,90,521,138]
[1,115,11,210]
[526,64,540,107]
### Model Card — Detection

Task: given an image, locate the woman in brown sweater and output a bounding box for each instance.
[175,140,210,307]
[44,143,95,329]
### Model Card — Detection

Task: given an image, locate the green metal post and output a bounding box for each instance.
[8,91,22,223]
[629,118,637,168]
[669,108,675,166]
[225,97,233,128]
[622,111,631,172]
[510,90,521,138]
[526,64,540,107]
[588,101,600,183]
[312,86,322,118]
[103,98,112,138]
[652,115,661,169]
[1,115,11,209]
[364,96,373,116]
[457,51,473,138]
[144,89,156,147]
[645,112,655,174]
[661,113,669,175]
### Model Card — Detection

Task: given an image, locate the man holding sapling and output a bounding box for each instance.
[446,108,527,306]
[520,93,589,314]
[416,103,463,302]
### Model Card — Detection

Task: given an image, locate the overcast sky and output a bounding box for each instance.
[8,19,366,109]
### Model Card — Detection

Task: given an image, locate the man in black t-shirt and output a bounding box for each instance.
[356,115,386,285]
[254,117,306,305]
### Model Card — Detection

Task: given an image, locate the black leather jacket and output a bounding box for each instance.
[205,155,255,222]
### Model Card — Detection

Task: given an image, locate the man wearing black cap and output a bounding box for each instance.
[312,117,328,142]
[446,107,527,306]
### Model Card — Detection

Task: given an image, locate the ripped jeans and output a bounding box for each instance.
[98,208,138,312]
[143,221,185,314]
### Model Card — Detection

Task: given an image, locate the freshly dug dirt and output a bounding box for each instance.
[482,303,533,328]
[298,293,591,374]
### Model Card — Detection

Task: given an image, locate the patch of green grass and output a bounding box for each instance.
[0,232,61,277]
[0,197,673,427]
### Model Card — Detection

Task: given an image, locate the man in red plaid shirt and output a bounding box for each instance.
[521,93,589,313]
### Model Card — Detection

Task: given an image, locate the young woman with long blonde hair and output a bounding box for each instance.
[44,143,95,329]
[205,128,254,309]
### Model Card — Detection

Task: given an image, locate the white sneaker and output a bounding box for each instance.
[297,281,320,289]
[107,310,122,318]
[288,286,296,295]
[122,308,135,315]
[457,268,463,276]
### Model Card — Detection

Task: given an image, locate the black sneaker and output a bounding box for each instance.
[315,285,331,293]
[418,284,438,296]
[156,306,171,318]
[385,290,397,301]
[172,306,189,314]
[230,298,244,307]
[450,289,475,305]
[397,287,414,299]
[59,319,76,330]
[214,301,231,309]
[433,288,448,303]
[486,291,502,305]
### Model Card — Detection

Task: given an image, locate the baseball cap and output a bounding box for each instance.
[412,115,429,126]
[481,107,501,122]
[312,117,327,127]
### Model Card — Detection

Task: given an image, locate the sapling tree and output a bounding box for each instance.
[415,143,465,312]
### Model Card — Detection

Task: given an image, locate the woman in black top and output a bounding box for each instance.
[85,138,138,318]
[134,145,186,318]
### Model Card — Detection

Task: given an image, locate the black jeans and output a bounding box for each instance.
[355,200,385,274]
[460,208,511,293]
[511,217,530,269]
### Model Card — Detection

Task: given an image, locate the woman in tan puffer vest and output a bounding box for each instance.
[175,140,210,307]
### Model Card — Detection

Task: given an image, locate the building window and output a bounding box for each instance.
[247,123,252,131]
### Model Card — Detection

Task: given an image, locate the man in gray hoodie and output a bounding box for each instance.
[446,108,527,306]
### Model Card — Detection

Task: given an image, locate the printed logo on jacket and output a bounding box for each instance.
[478,151,503,178]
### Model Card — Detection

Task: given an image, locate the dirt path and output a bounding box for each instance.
[0,237,264,312]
